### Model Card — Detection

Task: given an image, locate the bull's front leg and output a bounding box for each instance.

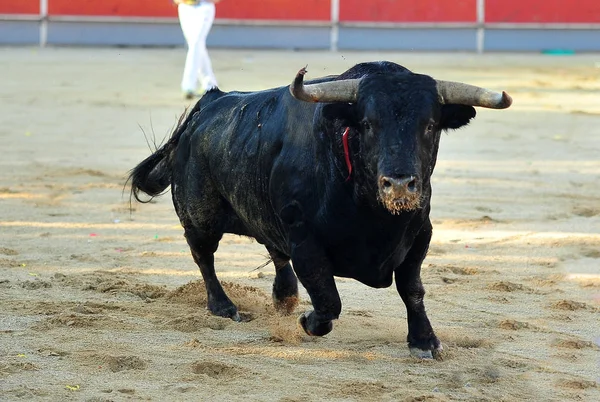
[281,203,341,337]
[294,249,341,336]
[395,219,442,359]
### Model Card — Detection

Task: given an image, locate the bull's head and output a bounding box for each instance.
[289,66,512,214]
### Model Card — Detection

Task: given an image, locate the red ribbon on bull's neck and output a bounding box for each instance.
[342,127,352,182]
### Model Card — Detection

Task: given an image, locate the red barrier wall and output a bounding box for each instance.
[0,1,39,14]
[486,0,600,23]
[340,0,477,22]
[3,0,599,24]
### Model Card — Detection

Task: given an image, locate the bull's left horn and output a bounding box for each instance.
[289,67,361,103]
[436,80,512,109]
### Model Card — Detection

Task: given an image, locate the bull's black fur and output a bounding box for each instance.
[129,61,479,357]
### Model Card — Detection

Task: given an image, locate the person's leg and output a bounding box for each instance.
[178,4,204,94]
[195,3,218,91]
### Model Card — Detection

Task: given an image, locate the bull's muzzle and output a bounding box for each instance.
[378,175,421,214]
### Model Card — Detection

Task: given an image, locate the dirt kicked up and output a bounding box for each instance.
[1,48,599,401]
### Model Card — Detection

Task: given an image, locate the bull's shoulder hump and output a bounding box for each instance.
[220,86,287,100]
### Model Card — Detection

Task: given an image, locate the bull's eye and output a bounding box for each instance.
[426,122,435,133]
[361,120,371,131]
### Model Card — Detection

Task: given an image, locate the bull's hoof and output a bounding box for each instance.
[409,347,434,359]
[297,311,333,337]
[297,312,316,335]
[408,333,443,360]
[409,344,444,360]
[409,346,443,360]
[273,295,299,316]
[207,298,239,321]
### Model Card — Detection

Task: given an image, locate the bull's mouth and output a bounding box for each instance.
[378,192,421,214]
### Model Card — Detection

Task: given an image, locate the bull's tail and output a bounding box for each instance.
[128,105,197,203]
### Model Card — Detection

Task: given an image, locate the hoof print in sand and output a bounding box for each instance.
[552,338,599,350]
[488,281,535,293]
[551,299,594,311]
[191,361,242,378]
[20,280,52,290]
[498,319,533,331]
[104,355,147,373]
[558,378,598,390]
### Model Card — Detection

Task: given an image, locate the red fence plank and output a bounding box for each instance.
[217,0,330,21]
[486,0,600,23]
[0,0,40,15]
[340,0,477,23]
[48,0,177,17]
[47,0,330,21]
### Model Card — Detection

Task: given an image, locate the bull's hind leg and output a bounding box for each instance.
[394,220,441,359]
[173,173,239,321]
[184,230,240,321]
[267,247,299,315]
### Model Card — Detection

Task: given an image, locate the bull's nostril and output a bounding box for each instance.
[382,179,392,189]
[407,179,417,193]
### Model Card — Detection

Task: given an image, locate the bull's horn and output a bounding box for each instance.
[436,80,512,109]
[289,67,361,103]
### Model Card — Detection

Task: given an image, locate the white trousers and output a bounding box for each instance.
[178,2,218,93]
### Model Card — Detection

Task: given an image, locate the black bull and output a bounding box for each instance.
[129,61,512,358]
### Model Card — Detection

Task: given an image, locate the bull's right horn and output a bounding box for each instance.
[289,67,361,103]
[436,80,513,109]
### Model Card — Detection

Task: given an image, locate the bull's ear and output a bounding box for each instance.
[440,105,476,130]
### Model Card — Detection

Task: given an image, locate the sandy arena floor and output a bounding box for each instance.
[1,47,599,401]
